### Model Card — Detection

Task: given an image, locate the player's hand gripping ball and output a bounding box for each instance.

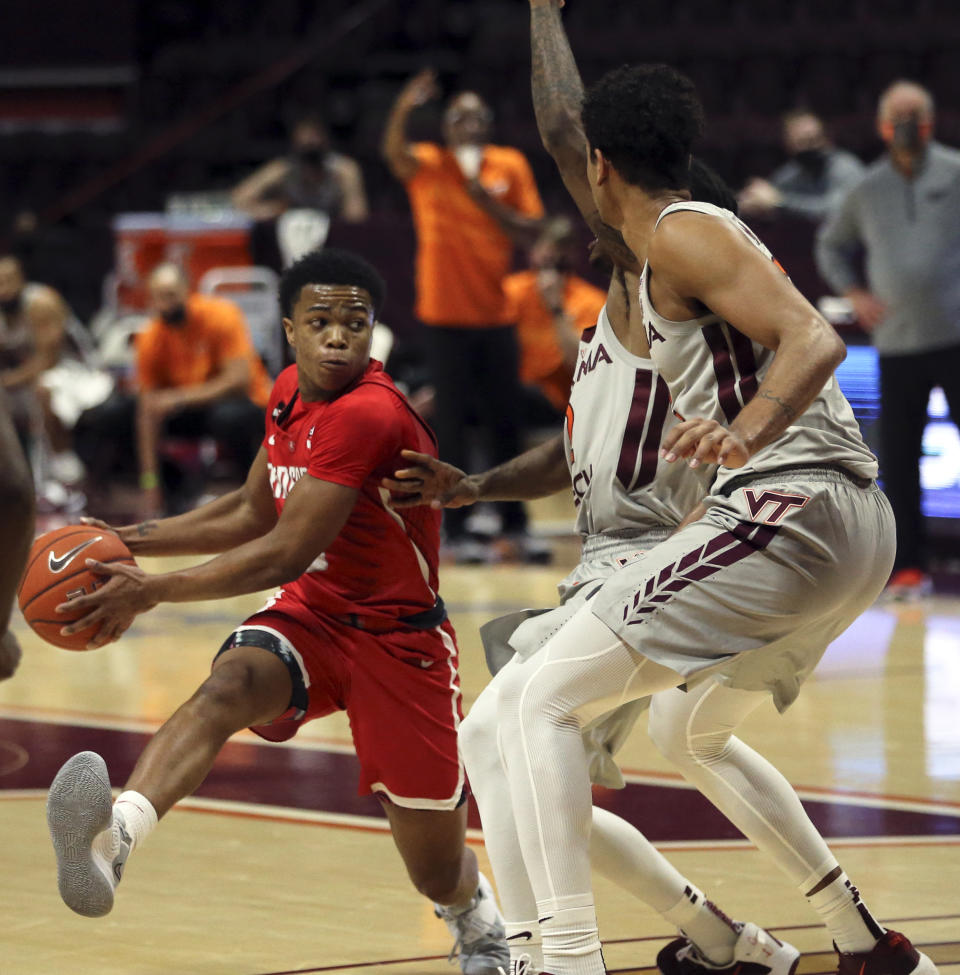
[17,526,136,651]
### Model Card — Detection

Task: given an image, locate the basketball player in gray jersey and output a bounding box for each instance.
[390,7,933,975]
[453,38,933,975]
[390,245,800,975]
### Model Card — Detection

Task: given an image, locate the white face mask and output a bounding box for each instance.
[454,145,483,180]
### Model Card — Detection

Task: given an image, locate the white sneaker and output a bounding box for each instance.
[497,955,541,975]
[47,751,131,917]
[657,922,800,975]
[435,871,511,974]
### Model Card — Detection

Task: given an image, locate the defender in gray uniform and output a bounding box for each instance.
[478,56,934,975]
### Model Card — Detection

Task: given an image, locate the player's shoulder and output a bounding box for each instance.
[336,362,409,420]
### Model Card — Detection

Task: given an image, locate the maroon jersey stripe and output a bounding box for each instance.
[636,375,671,490]
[616,368,653,490]
[729,327,759,406]
[702,322,740,424]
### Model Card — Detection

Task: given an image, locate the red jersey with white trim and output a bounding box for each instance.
[262,361,443,626]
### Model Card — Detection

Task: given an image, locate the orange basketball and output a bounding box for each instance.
[17,525,136,651]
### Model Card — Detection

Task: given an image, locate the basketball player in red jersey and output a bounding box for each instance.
[44,249,509,974]
[0,390,35,681]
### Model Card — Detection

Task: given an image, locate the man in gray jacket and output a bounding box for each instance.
[816,80,960,596]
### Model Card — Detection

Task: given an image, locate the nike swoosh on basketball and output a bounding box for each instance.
[48,536,102,573]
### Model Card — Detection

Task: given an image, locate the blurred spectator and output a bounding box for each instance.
[816,80,960,597]
[0,388,34,681]
[382,69,547,563]
[75,264,270,518]
[504,217,606,424]
[0,253,66,457]
[739,110,865,222]
[0,253,112,508]
[233,112,369,270]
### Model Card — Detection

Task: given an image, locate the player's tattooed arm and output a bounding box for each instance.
[756,389,797,420]
[529,0,639,271]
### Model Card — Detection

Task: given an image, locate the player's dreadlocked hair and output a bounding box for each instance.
[582,64,705,192]
[279,248,387,318]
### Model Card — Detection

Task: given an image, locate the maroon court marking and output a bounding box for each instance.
[4,716,960,842]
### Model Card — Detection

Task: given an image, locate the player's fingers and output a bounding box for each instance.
[689,429,725,468]
[61,608,103,636]
[392,468,432,484]
[662,423,710,461]
[381,476,424,494]
[399,449,436,467]
[85,558,122,575]
[55,592,99,614]
[660,420,702,459]
[79,516,112,530]
[718,437,749,469]
[388,494,426,509]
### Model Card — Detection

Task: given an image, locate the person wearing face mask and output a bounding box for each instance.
[75,264,271,518]
[503,217,606,425]
[816,80,960,597]
[382,70,547,563]
[739,110,865,223]
[232,113,369,269]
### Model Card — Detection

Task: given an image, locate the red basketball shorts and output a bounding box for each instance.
[218,608,465,810]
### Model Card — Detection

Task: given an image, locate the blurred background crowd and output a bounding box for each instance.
[2,0,960,576]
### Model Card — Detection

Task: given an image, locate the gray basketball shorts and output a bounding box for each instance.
[478,529,669,788]
[591,468,895,713]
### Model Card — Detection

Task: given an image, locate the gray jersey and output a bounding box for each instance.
[640,201,878,493]
[564,304,706,537]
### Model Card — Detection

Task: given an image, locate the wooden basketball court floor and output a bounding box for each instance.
[2,497,959,974]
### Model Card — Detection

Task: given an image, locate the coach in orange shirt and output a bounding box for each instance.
[383,69,547,561]
[505,218,606,420]
[77,264,269,517]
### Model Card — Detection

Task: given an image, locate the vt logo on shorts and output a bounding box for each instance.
[743,489,810,525]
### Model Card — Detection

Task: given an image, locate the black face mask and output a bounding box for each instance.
[893,118,924,153]
[296,146,327,167]
[794,147,828,178]
[0,294,23,318]
[161,304,187,326]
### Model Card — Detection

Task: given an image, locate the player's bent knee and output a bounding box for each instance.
[190,662,264,728]
[648,703,730,768]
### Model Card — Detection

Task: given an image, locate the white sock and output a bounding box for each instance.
[539,897,605,975]
[506,920,544,970]
[114,790,158,852]
[662,887,739,965]
[803,867,884,953]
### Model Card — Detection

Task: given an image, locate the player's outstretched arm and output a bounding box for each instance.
[58,472,358,649]
[384,436,569,509]
[83,448,279,558]
[529,0,639,272]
